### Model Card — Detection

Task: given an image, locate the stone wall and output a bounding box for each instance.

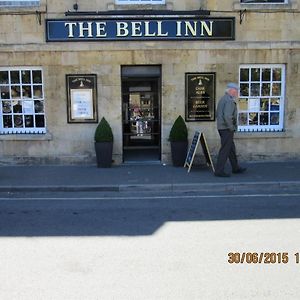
[0,0,299,164]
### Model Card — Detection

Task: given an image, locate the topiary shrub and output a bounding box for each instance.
[94,117,113,143]
[169,115,188,142]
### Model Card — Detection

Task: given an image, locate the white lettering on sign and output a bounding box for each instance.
[65,22,77,38]
[96,22,107,37]
[116,22,129,37]
[63,20,215,39]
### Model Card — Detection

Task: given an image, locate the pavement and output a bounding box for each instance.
[0,160,300,193]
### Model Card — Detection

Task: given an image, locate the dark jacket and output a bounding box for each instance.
[216,92,237,131]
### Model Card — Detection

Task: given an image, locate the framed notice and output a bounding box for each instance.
[185,73,216,122]
[66,74,98,123]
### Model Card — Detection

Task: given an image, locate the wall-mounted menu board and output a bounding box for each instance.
[185,73,215,122]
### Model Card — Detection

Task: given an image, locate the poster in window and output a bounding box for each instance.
[66,74,98,123]
[185,73,215,122]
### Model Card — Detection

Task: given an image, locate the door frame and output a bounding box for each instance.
[121,65,162,162]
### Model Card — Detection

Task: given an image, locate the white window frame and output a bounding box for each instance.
[238,64,285,132]
[0,67,46,134]
[240,0,288,4]
[115,0,165,4]
[0,0,39,7]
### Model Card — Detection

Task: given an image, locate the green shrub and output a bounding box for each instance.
[94,117,113,142]
[169,115,188,142]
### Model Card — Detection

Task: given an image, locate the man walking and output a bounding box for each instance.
[215,82,246,177]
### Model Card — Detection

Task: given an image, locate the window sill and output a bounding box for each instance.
[0,1,46,13]
[107,2,173,10]
[235,130,292,139]
[233,1,298,11]
[0,132,52,141]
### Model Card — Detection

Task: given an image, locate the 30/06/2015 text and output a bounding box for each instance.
[228,252,300,264]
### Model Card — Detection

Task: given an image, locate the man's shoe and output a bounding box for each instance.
[232,167,247,174]
[214,172,231,177]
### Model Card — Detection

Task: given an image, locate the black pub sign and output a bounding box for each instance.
[185,73,216,122]
[46,17,235,41]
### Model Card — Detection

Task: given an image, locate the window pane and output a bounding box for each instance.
[14,115,23,127]
[3,115,12,128]
[270,98,280,111]
[251,68,260,81]
[21,70,31,84]
[2,101,12,113]
[259,113,269,125]
[0,1,40,7]
[0,71,9,84]
[238,98,248,110]
[273,68,282,81]
[13,101,22,113]
[33,70,42,83]
[33,86,43,98]
[250,83,260,96]
[260,99,269,111]
[11,71,20,84]
[270,112,279,125]
[0,86,10,99]
[35,115,45,127]
[11,86,21,99]
[249,113,258,125]
[34,100,44,113]
[240,68,249,81]
[261,83,271,96]
[272,83,281,96]
[116,0,165,4]
[24,115,34,127]
[262,68,271,81]
[238,113,248,125]
[241,1,286,3]
[240,83,249,96]
[22,86,32,98]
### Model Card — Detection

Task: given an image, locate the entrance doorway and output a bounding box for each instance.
[121,66,161,162]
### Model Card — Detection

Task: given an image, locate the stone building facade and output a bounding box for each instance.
[0,0,299,165]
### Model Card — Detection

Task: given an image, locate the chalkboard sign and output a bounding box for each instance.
[184,131,215,173]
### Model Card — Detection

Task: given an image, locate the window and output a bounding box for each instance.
[0,0,39,7]
[238,65,285,132]
[0,67,46,134]
[241,1,287,3]
[115,0,165,4]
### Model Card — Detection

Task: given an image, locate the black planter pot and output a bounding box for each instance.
[95,142,113,168]
[170,140,188,167]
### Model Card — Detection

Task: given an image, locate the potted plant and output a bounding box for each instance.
[94,117,114,168]
[169,115,188,166]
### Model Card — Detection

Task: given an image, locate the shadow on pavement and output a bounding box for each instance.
[0,195,300,237]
